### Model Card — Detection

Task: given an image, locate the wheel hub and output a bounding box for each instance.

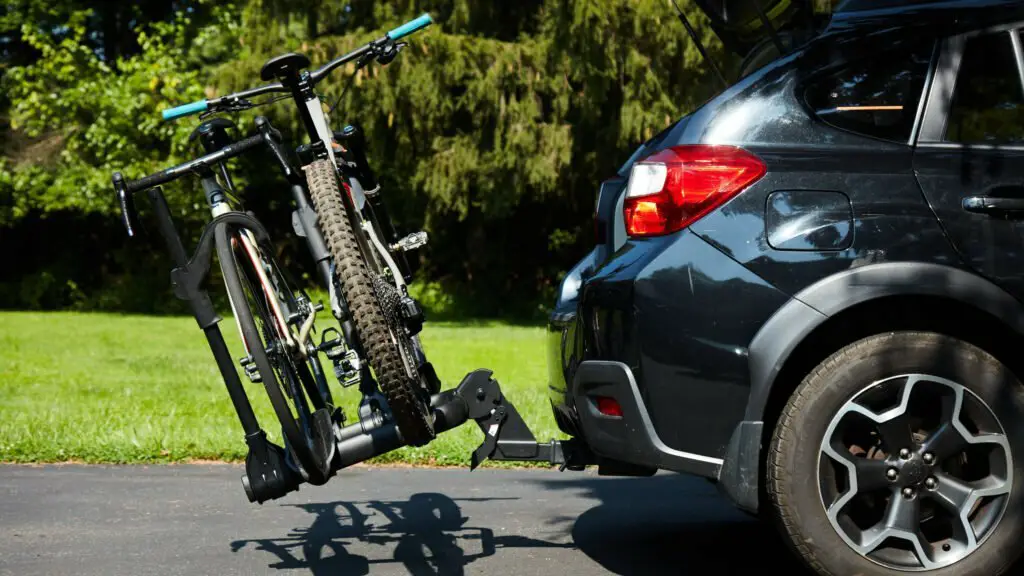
[816,374,1012,571]
[898,454,928,486]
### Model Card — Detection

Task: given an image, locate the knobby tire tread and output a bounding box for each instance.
[304,159,434,446]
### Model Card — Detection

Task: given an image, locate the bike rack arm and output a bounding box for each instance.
[142,187,265,446]
[451,370,592,470]
[322,370,593,482]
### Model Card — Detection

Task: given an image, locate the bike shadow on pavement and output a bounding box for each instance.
[536,473,812,575]
[230,492,573,575]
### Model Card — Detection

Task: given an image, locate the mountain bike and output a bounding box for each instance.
[158,14,440,448]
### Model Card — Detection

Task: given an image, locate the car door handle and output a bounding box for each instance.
[963,196,1024,215]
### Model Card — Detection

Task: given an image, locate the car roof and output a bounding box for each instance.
[693,0,1024,59]
[835,0,1012,13]
[824,0,1024,40]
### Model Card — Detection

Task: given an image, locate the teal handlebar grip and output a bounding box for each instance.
[161,100,208,121]
[387,13,433,41]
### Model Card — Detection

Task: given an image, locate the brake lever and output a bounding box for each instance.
[199,97,255,120]
[375,41,407,66]
[112,172,140,237]
[254,116,300,185]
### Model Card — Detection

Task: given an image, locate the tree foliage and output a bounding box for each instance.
[0,0,726,318]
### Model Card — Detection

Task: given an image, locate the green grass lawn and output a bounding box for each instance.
[0,311,560,466]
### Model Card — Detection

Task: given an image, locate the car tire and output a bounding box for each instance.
[768,331,1024,576]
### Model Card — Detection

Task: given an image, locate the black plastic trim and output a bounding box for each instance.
[572,360,723,478]
[745,262,1024,422]
[918,31,966,142]
[745,297,827,421]
[717,421,763,513]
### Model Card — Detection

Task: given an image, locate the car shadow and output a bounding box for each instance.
[536,473,812,575]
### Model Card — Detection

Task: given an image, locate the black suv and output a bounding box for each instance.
[548,1,1024,574]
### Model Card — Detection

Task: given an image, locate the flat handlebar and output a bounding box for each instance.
[159,13,434,122]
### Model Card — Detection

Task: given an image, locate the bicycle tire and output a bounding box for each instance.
[216,224,335,484]
[304,159,434,446]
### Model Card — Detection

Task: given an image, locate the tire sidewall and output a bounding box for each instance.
[771,331,1024,576]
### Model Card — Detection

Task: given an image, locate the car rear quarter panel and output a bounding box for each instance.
[683,46,963,296]
[573,230,791,459]
[556,31,970,464]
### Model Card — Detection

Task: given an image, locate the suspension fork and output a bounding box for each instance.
[259,112,371,375]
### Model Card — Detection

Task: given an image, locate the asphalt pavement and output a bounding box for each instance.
[0,464,806,575]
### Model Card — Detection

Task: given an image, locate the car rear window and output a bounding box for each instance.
[803,41,934,143]
[945,30,1024,144]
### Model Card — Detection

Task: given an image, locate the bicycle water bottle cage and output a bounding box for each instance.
[260,52,311,82]
[189,118,237,155]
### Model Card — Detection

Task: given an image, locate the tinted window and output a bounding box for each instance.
[945,31,1024,144]
[804,42,933,142]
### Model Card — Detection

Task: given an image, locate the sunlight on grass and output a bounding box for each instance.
[0,311,561,466]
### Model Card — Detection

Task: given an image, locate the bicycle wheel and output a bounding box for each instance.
[216,223,335,484]
[304,159,434,446]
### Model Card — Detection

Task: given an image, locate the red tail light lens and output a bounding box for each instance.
[623,145,766,237]
[595,396,623,418]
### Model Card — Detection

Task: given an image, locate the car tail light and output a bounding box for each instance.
[623,145,766,237]
[595,396,623,418]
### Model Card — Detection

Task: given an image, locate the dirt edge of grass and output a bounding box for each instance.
[0,458,557,471]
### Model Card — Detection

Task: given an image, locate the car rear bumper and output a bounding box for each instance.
[545,229,794,513]
[569,360,724,478]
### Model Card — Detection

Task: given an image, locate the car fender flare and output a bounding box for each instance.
[744,261,1024,422]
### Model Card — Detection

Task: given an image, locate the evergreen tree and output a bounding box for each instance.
[0,0,727,317]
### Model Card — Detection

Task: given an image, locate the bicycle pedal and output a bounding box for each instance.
[239,356,262,383]
[333,349,361,387]
[391,231,428,252]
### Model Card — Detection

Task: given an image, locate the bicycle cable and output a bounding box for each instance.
[327,53,373,115]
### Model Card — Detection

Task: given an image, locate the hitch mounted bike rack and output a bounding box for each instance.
[133,180,586,505]
[243,369,593,504]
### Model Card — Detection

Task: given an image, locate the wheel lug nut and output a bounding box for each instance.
[886,468,899,481]
[899,448,912,460]
[925,477,938,490]
[923,452,935,465]
[902,487,916,499]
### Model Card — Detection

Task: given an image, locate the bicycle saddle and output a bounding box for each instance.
[260,52,311,82]
[189,118,237,154]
